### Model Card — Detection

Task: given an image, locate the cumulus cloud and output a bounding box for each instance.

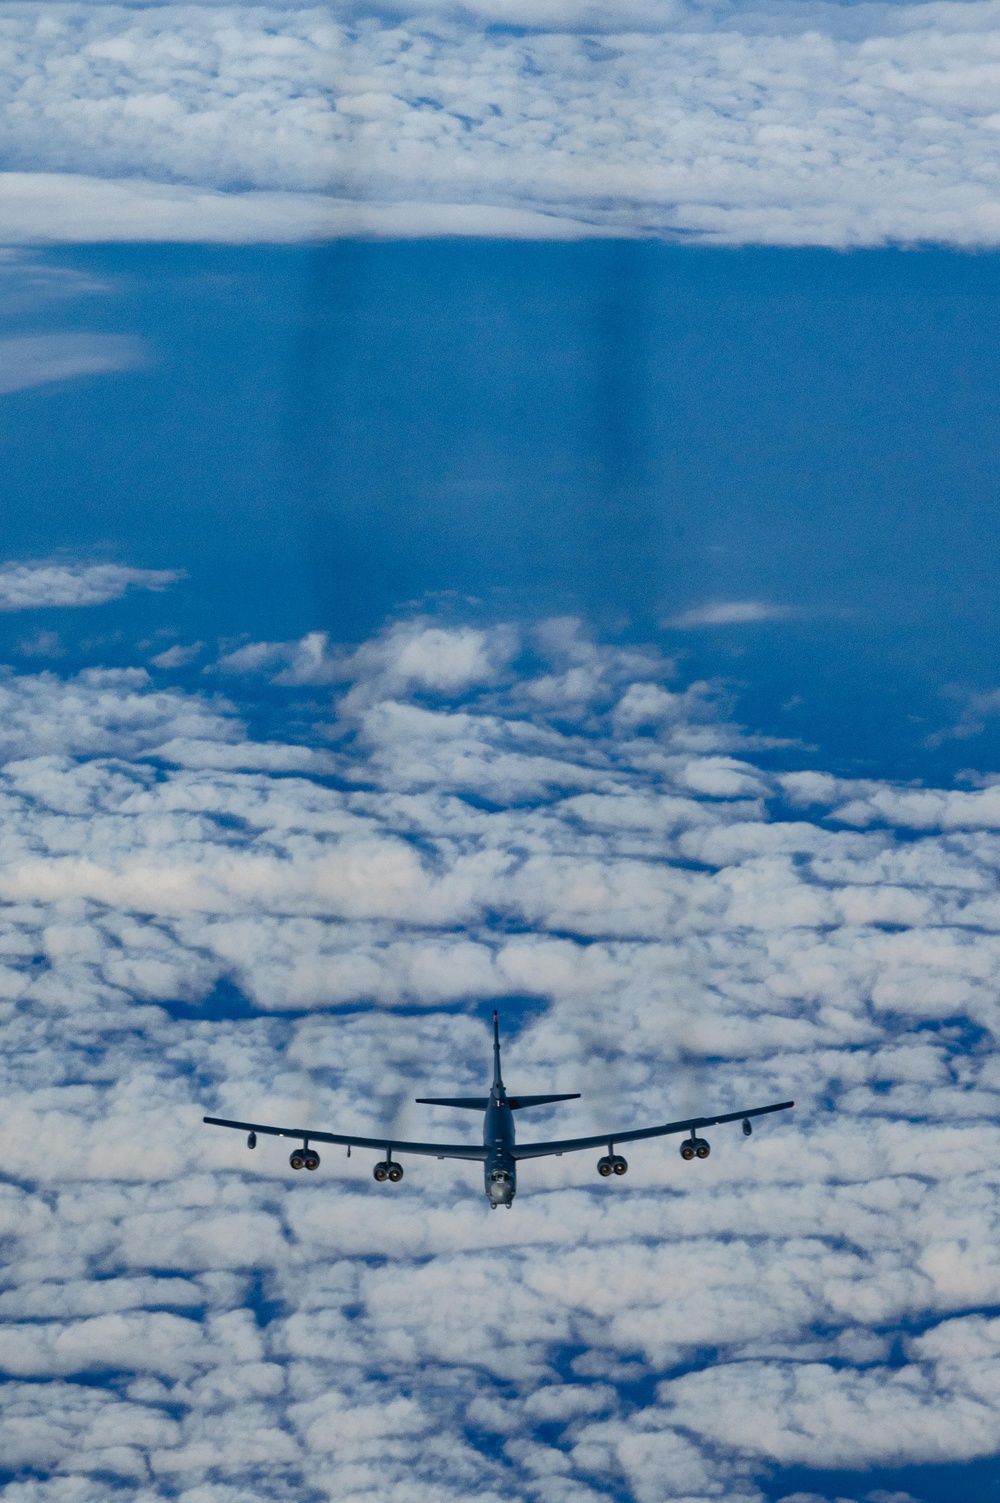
[5,616,1000,1499]
[3,2,1000,244]
[0,665,237,763]
[780,768,1000,830]
[0,560,181,611]
[212,620,519,695]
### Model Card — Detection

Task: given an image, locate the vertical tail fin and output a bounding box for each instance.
[493,1010,503,1090]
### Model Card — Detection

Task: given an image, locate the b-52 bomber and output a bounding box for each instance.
[204,1013,793,1208]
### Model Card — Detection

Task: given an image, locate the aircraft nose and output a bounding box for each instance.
[488,1171,513,1204]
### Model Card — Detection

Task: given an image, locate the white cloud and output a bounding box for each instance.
[6,2,1000,245]
[666,601,793,628]
[927,687,1000,747]
[5,617,1000,1498]
[780,769,1000,830]
[0,335,148,394]
[148,736,338,773]
[0,249,110,313]
[0,173,609,245]
[17,630,63,658]
[0,560,180,611]
[213,621,519,696]
[149,642,202,670]
[0,666,235,761]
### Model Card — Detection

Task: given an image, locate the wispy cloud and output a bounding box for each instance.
[665,600,793,628]
[0,249,110,314]
[925,687,1000,748]
[16,629,62,658]
[149,642,202,670]
[0,560,181,611]
[0,334,148,394]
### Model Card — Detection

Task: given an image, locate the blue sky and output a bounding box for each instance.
[5,1,1000,1501]
[11,240,1000,782]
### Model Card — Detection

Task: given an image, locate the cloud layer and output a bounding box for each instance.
[3,616,1000,1498]
[5,0,1000,244]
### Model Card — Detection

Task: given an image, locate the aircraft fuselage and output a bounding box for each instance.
[483,1088,517,1207]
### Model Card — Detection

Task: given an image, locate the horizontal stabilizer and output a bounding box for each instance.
[415,1096,490,1110]
[508,1093,580,1110]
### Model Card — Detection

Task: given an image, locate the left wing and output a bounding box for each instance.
[203,1115,488,1161]
[511,1099,793,1160]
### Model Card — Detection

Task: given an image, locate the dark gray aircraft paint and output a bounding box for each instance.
[204,1015,793,1207]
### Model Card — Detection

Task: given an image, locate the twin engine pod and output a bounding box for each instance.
[597,1154,628,1177]
[373,1161,404,1183]
[680,1137,710,1161]
[289,1146,320,1171]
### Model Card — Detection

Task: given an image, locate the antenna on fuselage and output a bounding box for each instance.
[492,1010,504,1092]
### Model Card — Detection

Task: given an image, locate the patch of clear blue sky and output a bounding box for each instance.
[765,1455,1000,1502]
[3,240,1000,786]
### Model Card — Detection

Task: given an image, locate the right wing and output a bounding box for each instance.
[203,1115,488,1161]
[511,1099,794,1160]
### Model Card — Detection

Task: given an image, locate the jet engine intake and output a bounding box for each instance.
[611,1155,628,1175]
[387,1163,404,1182]
[597,1156,613,1177]
[681,1136,710,1161]
[304,1150,320,1171]
[290,1148,306,1170]
[373,1161,389,1182]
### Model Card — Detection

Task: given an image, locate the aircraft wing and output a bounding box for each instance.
[203,1115,488,1161]
[510,1099,793,1160]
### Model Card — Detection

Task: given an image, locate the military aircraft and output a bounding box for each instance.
[204,1013,793,1208]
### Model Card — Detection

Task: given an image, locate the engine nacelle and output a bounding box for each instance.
[373,1161,389,1182]
[611,1155,628,1175]
[742,1118,752,1137]
[387,1163,404,1183]
[597,1156,613,1177]
[247,1132,257,1150]
[681,1137,710,1161]
[290,1148,305,1170]
[304,1150,320,1171]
